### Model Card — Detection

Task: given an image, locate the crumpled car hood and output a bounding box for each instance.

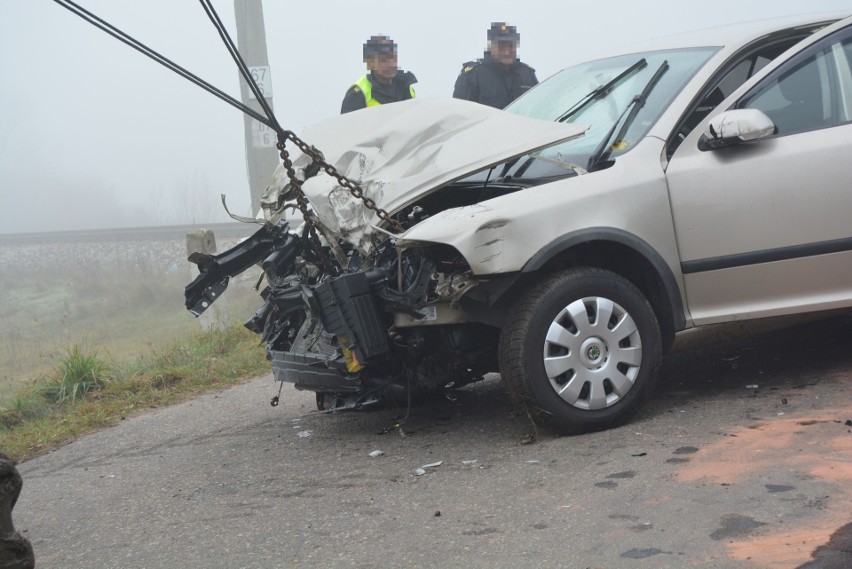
[264,98,587,249]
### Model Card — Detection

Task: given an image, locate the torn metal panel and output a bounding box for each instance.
[263,98,586,250]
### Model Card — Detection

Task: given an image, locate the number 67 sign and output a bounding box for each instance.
[245,65,273,100]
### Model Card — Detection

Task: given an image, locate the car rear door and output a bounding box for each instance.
[665,20,852,324]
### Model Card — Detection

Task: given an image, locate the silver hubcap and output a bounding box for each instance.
[543,296,642,410]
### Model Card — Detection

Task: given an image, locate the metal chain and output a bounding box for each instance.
[275,136,333,273]
[279,131,405,234]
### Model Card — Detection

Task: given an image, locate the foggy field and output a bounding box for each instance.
[0,236,264,400]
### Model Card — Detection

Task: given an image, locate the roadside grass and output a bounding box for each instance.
[0,256,263,396]
[38,344,113,404]
[0,325,268,463]
[0,237,272,462]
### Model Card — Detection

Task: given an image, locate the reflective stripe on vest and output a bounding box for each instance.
[354,75,415,107]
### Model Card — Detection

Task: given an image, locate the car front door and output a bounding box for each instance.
[665,22,852,325]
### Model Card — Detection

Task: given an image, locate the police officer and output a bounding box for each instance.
[453,22,538,109]
[341,35,417,114]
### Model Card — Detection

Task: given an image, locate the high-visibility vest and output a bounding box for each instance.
[354,75,415,107]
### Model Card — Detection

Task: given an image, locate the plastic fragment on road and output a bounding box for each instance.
[411,460,444,476]
[297,430,312,438]
[462,460,477,465]
[369,450,384,457]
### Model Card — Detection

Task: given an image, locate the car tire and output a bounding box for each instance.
[499,267,662,434]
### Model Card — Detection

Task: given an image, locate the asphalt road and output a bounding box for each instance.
[15,315,852,569]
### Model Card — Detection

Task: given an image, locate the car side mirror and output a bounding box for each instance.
[698,109,776,151]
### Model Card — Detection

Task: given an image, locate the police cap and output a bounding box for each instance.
[363,35,397,58]
[487,22,520,42]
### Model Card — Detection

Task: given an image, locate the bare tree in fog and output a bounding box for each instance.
[169,171,230,226]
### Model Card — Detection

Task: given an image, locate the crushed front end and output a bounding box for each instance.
[185,214,500,412]
[184,98,586,413]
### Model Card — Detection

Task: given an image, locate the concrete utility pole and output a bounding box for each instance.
[234,0,278,217]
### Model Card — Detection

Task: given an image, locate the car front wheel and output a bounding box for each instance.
[499,268,662,434]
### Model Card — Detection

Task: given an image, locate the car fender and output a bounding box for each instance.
[522,226,686,333]
[398,137,689,333]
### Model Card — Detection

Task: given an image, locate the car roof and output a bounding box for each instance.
[587,12,850,60]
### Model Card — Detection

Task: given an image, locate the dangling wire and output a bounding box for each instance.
[52,0,403,239]
[197,0,282,134]
[51,0,276,131]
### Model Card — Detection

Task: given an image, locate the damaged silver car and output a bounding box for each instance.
[186,12,852,434]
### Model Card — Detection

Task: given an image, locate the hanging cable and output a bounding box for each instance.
[51,0,404,239]
[51,0,275,130]
[197,0,282,134]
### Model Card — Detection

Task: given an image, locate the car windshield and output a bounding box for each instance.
[499,47,718,177]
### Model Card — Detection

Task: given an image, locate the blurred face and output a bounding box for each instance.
[365,51,398,83]
[489,40,518,65]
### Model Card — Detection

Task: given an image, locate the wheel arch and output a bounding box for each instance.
[511,228,686,352]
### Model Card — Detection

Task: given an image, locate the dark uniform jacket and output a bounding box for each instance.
[452,53,538,109]
[340,71,418,114]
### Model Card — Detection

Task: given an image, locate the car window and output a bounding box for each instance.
[837,36,852,118]
[667,30,820,157]
[504,48,715,173]
[738,26,852,135]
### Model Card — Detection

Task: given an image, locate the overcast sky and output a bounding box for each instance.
[1,1,850,233]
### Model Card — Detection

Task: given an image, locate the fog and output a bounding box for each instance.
[1,1,849,234]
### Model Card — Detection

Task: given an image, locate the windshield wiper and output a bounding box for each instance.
[556,58,647,123]
[586,60,669,171]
